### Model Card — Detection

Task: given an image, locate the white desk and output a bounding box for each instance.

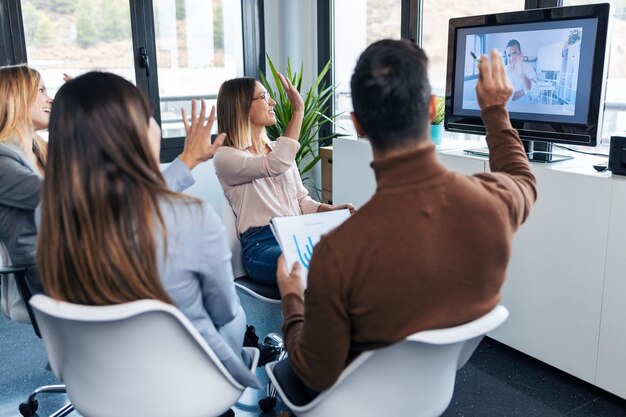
[332,136,626,399]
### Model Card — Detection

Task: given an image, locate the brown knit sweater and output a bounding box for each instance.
[281,105,537,391]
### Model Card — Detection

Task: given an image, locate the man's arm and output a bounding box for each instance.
[277,244,352,391]
[476,50,537,228]
[479,106,537,228]
[523,63,540,99]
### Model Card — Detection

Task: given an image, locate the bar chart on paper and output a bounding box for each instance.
[269,209,351,285]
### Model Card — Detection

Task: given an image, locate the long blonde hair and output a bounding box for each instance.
[38,72,183,305]
[0,65,43,154]
[217,77,270,149]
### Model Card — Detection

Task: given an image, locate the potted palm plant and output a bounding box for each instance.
[431,96,445,145]
[260,56,343,184]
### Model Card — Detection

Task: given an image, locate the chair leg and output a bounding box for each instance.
[19,384,68,417]
[258,342,288,413]
[50,402,74,417]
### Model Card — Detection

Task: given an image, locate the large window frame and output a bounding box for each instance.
[325,0,626,144]
[0,0,265,163]
[320,0,568,136]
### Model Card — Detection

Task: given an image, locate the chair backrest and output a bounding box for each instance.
[267,305,509,417]
[30,294,257,417]
[222,195,282,302]
[0,242,30,323]
[222,195,247,279]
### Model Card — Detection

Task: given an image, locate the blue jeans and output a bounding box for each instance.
[240,226,281,285]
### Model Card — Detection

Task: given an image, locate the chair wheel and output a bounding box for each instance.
[258,396,277,412]
[19,399,38,417]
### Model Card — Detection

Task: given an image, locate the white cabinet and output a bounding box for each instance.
[332,138,375,208]
[596,176,626,396]
[490,165,612,384]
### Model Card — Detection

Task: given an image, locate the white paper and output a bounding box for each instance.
[270,209,351,285]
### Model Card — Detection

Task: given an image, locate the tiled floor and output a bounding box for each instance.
[2,290,626,417]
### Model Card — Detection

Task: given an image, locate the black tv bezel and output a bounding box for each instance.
[445,3,612,147]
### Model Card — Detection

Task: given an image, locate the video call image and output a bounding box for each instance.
[461,27,583,116]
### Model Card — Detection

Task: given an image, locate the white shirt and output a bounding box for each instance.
[506,62,540,101]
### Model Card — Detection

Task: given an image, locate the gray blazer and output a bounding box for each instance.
[156,197,260,388]
[0,142,43,291]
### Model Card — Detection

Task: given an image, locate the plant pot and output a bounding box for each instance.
[431,124,443,145]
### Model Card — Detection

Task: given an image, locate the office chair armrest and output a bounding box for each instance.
[0,264,40,337]
[0,265,29,274]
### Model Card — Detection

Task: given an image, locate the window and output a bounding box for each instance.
[153,0,244,139]
[21,0,134,98]
[328,0,523,137]
[421,1,525,96]
[1,0,262,162]
[562,0,626,140]
[332,0,402,136]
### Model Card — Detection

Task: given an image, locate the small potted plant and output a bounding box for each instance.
[431,96,445,145]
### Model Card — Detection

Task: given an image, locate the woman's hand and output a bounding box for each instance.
[279,72,305,141]
[179,99,226,170]
[317,203,356,215]
[277,72,304,115]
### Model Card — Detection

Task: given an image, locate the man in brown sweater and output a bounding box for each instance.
[274,40,537,403]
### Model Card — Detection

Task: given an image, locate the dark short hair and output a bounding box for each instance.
[350,39,431,152]
[505,39,521,52]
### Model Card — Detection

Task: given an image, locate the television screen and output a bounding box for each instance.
[445,4,612,149]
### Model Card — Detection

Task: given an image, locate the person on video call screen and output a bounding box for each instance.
[505,39,540,102]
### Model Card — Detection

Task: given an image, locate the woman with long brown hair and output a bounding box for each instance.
[37,72,260,389]
[214,74,353,285]
[0,65,52,295]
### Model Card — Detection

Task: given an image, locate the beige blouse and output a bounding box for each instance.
[213,137,321,235]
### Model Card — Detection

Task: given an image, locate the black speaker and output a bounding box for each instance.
[608,136,626,176]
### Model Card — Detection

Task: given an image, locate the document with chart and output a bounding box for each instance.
[269,209,351,286]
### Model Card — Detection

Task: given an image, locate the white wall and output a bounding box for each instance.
[160,161,224,217]
[264,0,322,196]
[264,0,318,91]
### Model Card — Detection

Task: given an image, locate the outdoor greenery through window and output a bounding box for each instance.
[19,0,246,144]
[22,0,134,100]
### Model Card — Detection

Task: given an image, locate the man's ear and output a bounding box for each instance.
[429,94,437,123]
[351,112,367,137]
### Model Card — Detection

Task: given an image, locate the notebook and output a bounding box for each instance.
[269,209,351,285]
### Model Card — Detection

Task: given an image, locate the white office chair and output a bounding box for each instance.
[266,305,509,417]
[0,242,30,323]
[29,294,260,417]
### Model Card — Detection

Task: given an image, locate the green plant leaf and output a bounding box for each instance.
[261,54,342,181]
[432,96,445,125]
